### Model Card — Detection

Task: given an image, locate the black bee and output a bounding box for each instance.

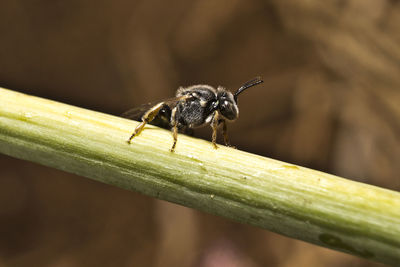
[123,77,263,152]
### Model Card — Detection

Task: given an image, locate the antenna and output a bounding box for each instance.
[234,76,263,102]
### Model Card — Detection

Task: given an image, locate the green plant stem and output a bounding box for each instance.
[0,87,399,265]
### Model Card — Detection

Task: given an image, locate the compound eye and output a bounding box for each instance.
[220,99,237,120]
[220,100,229,111]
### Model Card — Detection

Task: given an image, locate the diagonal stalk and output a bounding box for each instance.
[0,87,399,265]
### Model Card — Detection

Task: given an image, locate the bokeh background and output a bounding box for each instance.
[1,0,399,266]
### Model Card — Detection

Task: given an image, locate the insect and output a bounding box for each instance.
[123,77,263,152]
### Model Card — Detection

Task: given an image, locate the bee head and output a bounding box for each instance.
[217,89,238,120]
[217,77,263,120]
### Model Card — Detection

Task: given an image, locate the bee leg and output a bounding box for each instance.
[170,123,178,152]
[221,120,231,147]
[211,112,219,149]
[169,106,179,152]
[168,96,193,151]
[127,102,164,144]
[222,120,236,148]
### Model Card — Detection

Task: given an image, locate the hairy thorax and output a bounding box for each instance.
[176,86,218,128]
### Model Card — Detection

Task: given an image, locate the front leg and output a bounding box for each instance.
[210,111,219,149]
[127,102,164,143]
[221,119,231,147]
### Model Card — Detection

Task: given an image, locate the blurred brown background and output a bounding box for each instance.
[1,0,399,266]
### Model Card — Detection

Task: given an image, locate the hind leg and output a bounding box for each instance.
[127,102,165,143]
